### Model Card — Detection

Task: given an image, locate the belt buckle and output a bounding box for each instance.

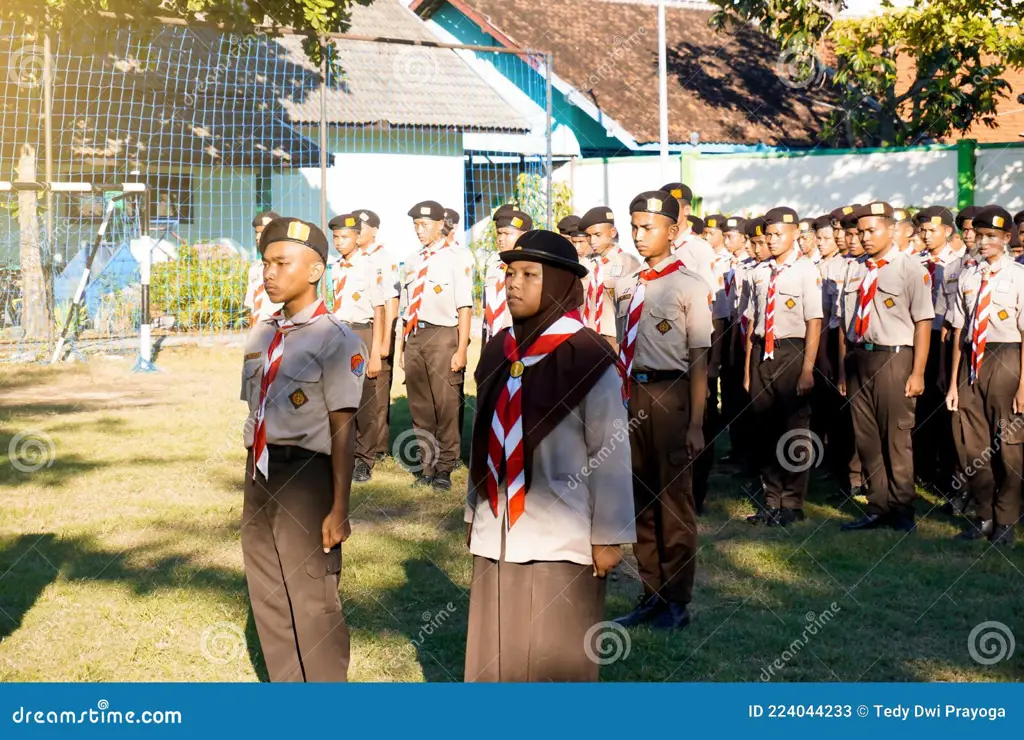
[864,343,875,351]
[635,372,649,384]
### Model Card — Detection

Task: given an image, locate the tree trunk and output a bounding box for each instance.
[17,144,52,342]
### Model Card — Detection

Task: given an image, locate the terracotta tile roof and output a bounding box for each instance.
[423,0,836,147]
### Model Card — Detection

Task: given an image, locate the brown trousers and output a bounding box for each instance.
[242,447,349,682]
[628,377,698,605]
[749,338,812,510]
[351,325,382,468]
[845,346,917,517]
[404,325,464,475]
[813,328,860,492]
[914,332,956,495]
[954,344,1024,526]
[375,317,398,458]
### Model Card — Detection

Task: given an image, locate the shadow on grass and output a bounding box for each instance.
[387,394,475,467]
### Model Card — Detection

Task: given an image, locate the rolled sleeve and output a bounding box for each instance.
[322,329,367,412]
[584,366,636,546]
[802,265,824,322]
[454,249,474,309]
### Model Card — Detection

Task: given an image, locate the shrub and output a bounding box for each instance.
[151,246,248,332]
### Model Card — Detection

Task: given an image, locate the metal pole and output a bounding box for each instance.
[43,33,54,245]
[658,0,669,178]
[544,52,553,230]
[319,37,329,236]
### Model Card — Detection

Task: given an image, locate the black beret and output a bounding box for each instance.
[704,214,727,230]
[893,207,911,223]
[797,216,815,231]
[500,229,588,278]
[830,205,860,223]
[252,210,280,228]
[659,182,693,204]
[955,205,981,229]
[556,215,581,235]
[745,216,766,237]
[688,216,705,234]
[721,216,746,233]
[495,209,532,231]
[972,206,1014,231]
[840,211,861,229]
[328,213,360,231]
[915,206,954,227]
[1014,210,1024,227]
[763,206,800,227]
[258,217,329,260]
[444,208,460,226]
[854,201,894,220]
[813,216,833,231]
[408,200,445,221]
[579,206,617,230]
[1011,224,1021,249]
[353,209,380,228]
[627,191,680,222]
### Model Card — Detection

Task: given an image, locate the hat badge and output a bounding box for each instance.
[993,215,1005,228]
[782,214,794,223]
[420,206,431,216]
[707,218,717,228]
[359,212,368,221]
[670,189,682,198]
[261,216,273,226]
[843,206,854,215]
[344,217,356,227]
[511,216,523,228]
[647,197,663,212]
[755,226,763,236]
[287,221,311,241]
[605,211,614,219]
[931,216,942,225]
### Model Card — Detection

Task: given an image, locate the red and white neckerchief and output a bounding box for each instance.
[970,264,1000,384]
[763,251,797,360]
[724,254,740,299]
[618,258,685,403]
[403,241,445,339]
[363,242,384,257]
[483,257,507,339]
[586,255,609,330]
[252,301,330,480]
[332,256,354,313]
[487,311,584,528]
[854,256,889,341]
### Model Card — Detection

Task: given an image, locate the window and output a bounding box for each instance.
[148,173,193,224]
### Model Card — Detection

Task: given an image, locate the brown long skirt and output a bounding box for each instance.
[464,555,607,682]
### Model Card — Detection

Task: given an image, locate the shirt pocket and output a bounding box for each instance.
[647,303,682,336]
[271,358,323,416]
[877,275,903,308]
[427,278,450,296]
[243,357,263,404]
[776,288,801,313]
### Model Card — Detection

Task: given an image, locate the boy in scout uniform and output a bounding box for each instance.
[613,190,711,630]
[661,182,717,291]
[240,217,366,682]
[798,217,821,263]
[328,213,387,483]
[720,216,751,464]
[838,202,934,532]
[483,207,531,344]
[396,200,474,491]
[353,208,399,463]
[244,210,282,328]
[945,206,1024,546]
[842,208,865,258]
[580,206,639,350]
[742,207,822,525]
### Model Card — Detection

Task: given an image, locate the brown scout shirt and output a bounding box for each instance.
[613,257,714,373]
[242,299,368,454]
[744,255,824,340]
[949,254,1024,342]
[840,249,935,346]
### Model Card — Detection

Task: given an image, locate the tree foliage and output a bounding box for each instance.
[710,0,1024,147]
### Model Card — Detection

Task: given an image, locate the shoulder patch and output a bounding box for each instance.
[351,353,365,377]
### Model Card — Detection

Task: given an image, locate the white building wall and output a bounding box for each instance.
[975,146,1024,212]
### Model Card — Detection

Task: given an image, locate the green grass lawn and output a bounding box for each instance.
[1,345,1022,681]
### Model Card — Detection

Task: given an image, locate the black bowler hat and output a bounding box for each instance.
[972,206,1013,232]
[251,210,280,228]
[500,230,589,278]
[443,208,461,236]
[812,216,832,231]
[258,217,329,260]
[1014,210,1024,227]
[353,209,380,228]
[704,214,726,230]
[408,200,445,221]
[688,215,705,234]
[830,205,860,224]
[660,182,693,204]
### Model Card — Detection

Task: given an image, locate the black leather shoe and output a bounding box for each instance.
[747,506,780,524]
[991,524,1015,547]
[651,601,691,631]
[840,513,887,531]
[413,475,434,487]
[956,519,993,540]
[374,452,387,463]
[432,471,452,491]
[888,515,917,533]
[942,494,969,517]
[769,508,806,527]
[613,594,666,627]
[352,459,372,483]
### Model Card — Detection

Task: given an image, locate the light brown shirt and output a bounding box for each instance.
[614,257,714,372]
[711,248,734,321]
[329,250,384,324]
[483,251,513,334]
[241,300,367,454]
[364,242,400,302]
[818,253,846,330]
[745,254,824,340]
[949,254,1024,342]
[465,365,637,565]
[672,231,717,294]
[399,242,474,327]
[840,249,935,345]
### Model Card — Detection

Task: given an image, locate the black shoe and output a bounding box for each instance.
[352,459,372,483]
[413,474,434,487]
[747,506,780,524]
[956,519,993,540]
[432,471,452,491]
[651,601,691,631]
[888,514,917,533]
[769,508,805,527]
[990,524,1015,547]
[942,494,969,517]
[612,594,666,628]
[840,513,887,531]
[375,452,387,463]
